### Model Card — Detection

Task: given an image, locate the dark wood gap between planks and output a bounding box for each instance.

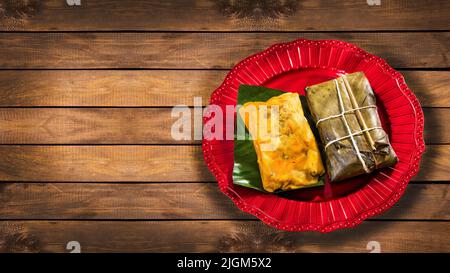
[0,180,447,184]
[0,106,445,109]
[0,219,447,222]
[0,143,447,146]
[1,30,450,34]
[0,67,447,70]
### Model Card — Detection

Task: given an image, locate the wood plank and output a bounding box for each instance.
[0,220,448,252]
[0,32,448,69]
[402,71,450,108]
[0,145,213,182]
[0,183,447,220]
[0,70,219,107]
[0,108,198,144]
[0,70,447,107]
[423,108,450,144]
[0,108,446,144]
[414,145,450,181]
[0,0,448,31]
[0,145,446,182]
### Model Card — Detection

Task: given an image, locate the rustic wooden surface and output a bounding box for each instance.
[0,33,448,69]
[0,0,448,253]
[0,0,448,31]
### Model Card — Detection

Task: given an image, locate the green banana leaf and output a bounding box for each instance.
[232,85,325,193]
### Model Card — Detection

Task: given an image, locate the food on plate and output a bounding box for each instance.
[238,92,325,192]
[305,72,398,182]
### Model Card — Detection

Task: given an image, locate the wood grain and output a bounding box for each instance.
[0,183,447,220]
[0,145,446,182]
[0,220,448,252]
[0,32,448,69]
[402,71,450,107]
[0,70,218,107]
[0,145,213,182]
[0,108,198,144]
[0,0,448,31]
[0,0,447,255]
[0,108,446,144]
[0,70,447,107]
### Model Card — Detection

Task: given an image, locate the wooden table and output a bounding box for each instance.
[0,0,448,253]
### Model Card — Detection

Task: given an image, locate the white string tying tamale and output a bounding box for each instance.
[315,105,377,126]
[342,76,377,151]
[315,78,382,173]
[305,71,399,182]
[341,75,380,168]
[324,126,382,150]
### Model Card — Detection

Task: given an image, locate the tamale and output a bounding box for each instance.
[305,72,398,182]
[239,92,325,192]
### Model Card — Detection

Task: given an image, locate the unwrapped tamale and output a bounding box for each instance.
[238,92,325,192]
[305,72,397,182]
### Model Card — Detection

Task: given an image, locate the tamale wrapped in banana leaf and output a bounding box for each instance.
[238,92,325,192]
[305,72,398,182]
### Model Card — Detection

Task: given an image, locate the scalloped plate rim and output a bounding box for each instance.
[202,38,426,233]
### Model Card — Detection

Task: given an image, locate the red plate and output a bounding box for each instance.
[202,39,425,232]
